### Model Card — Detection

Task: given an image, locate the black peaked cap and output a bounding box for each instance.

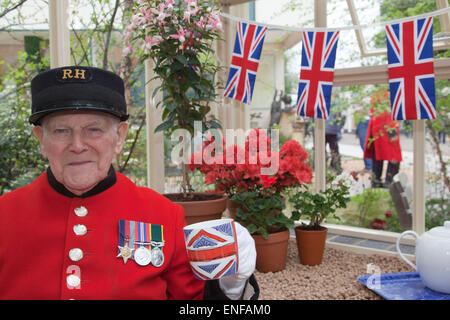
[29,66,129,125]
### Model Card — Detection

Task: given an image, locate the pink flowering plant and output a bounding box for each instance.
[127,0,223,194]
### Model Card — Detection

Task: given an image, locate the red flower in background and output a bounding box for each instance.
[370,218,387,230]
[385,211,392,218]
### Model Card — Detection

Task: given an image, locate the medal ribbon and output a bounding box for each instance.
[119,219,164,252]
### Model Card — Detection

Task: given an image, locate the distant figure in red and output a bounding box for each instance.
[364,90,402,188]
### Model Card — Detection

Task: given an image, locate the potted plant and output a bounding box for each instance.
[190,131,313,272]
[189,130,269,218]
[127,0,227,224]
[231,180,291,273]
[289,172,353,266]
[189,131,313,215]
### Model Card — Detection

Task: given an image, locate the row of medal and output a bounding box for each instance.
[117,242,164,267]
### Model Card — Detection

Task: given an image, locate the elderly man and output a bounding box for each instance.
[0,66,258,300]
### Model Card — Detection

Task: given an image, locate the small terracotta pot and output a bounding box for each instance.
[227,197,242,219]
[252,229,290,273]
[165,192,227,225]
[294,226,328,266]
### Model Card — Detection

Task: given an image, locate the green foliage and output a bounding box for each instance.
[289,177,351,230]
[326,187,401,232]
[230,192,292,240]
[426,197,450,230]
[352,187,390,227]
[0,52,49,195]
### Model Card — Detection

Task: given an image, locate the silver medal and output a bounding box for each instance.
[151,246,164,267]
[134,246,151,266]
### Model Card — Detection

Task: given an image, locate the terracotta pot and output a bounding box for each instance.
[165,192,227,225]
[252,229,290,273]
[294,226,328,266]
[226,197,242,219]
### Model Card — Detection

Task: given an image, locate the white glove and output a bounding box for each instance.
[219,221,256,300]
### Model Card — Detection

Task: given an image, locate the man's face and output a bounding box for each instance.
[33,111,129,195]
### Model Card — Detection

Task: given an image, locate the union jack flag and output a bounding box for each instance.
[224,22,268,104]
[386,17,436,120]
[296,30,339,119]
[183,220,238,280]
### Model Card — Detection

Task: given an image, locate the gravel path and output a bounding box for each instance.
[254,238,414,300]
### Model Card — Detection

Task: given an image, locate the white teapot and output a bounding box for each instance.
[396,221,450,294]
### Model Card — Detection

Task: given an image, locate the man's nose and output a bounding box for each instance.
[69,132,88,153]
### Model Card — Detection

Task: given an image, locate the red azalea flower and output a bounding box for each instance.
[260,175,276,188]
[280,140,308,163]
[189,133,312,195]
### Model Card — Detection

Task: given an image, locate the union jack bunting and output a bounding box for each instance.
[296,30,339,119]
[224,22,268,104]
[183,220,238,280]
[386,17,436,120]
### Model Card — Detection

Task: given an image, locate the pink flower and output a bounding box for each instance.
[143,35,161,51]
[186,0,198,16]
[170,26,186,43]
[141,8,152,21]
[184,10,191,21]
[206,13,222,32]
[385,211,392,218]
[184,0,197,7]
[165,0,174,11]
[151,4,168,22]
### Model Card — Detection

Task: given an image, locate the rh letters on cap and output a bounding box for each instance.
[56,67,91,83]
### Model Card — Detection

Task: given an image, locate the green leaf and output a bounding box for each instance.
[154,120,174,133]
[152,85,162,99]
[175,55,188,65]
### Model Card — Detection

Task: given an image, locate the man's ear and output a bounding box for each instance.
[32,125,47,159]
[115,121,129,155]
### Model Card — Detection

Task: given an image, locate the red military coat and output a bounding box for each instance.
[0,171,205,300]
[364,110,402,163]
